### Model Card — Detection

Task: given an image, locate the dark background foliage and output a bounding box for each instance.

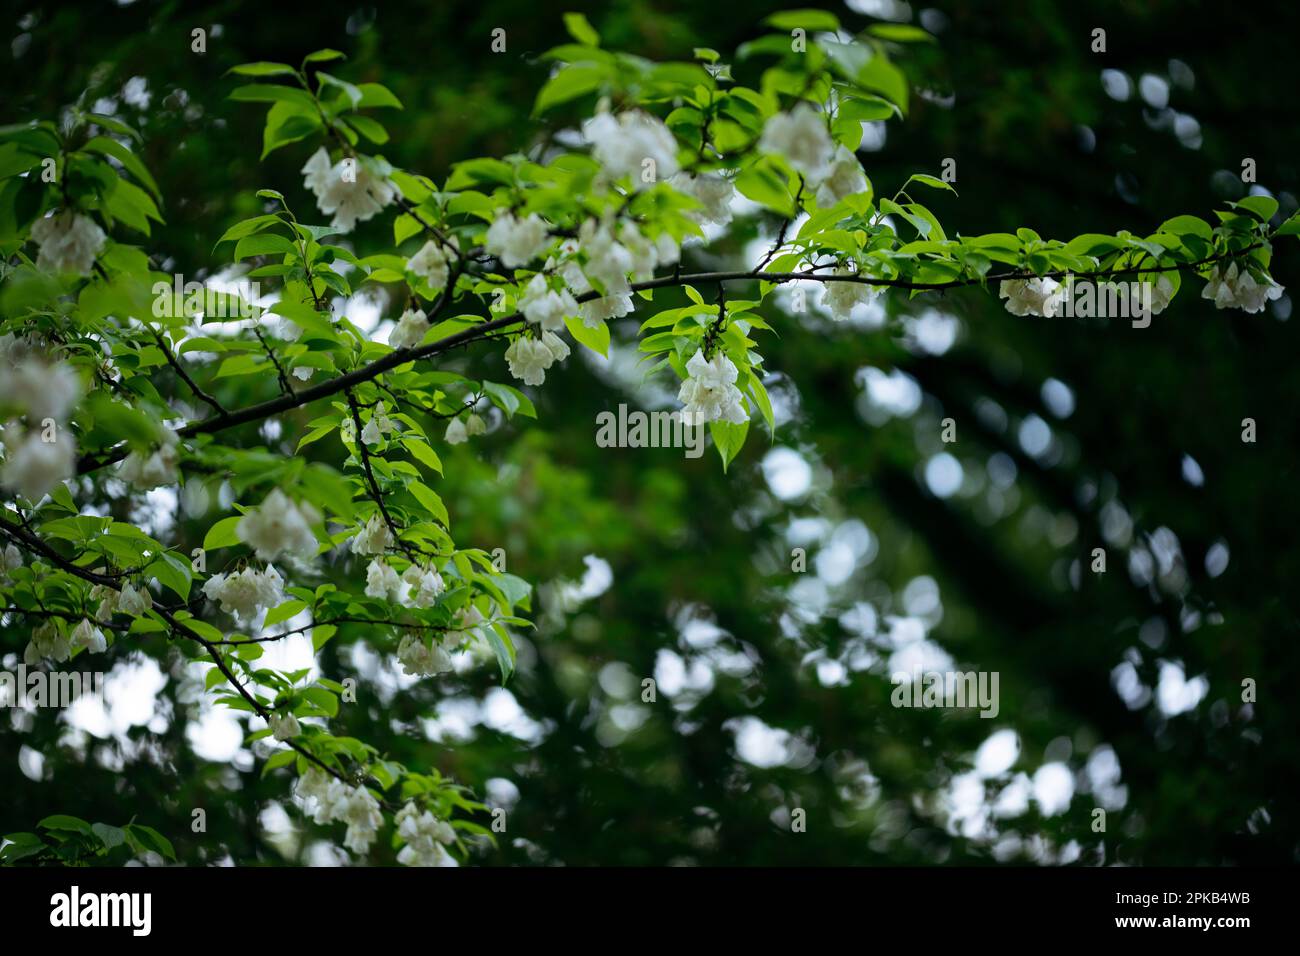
[2,0,1297,865]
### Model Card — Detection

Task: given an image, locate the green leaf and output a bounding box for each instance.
[301,686,339,716]
[147,553,192,601]
[227,61,298,78]
[39,815,92,834]
[84,135,163,199]
[906,173,957,195]
[486,622,517,683]
[91,822,127,849]
[125,824,176,861]
[404,438,444,475]
[534,64,608,115]
[563,12,602,46]
[0,143,44,181]
[868,23,935,42]
[264,599,308,628]
[1233,195,1279,223]
[564,314,611,357]
[1277,212,1300,237]
[261,101,322,159]
[482,381,537,419]
[261,749,297,778]
[302,49,347,67]
[410,482,450,525]
[203,515,243,550]
[765,9,841,32]
[229,84,317,110]
[344,115,388,144]
[357,83,404,110]
[709,418,749,471]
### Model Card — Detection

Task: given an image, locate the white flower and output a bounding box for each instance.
[485,212,550,268]
[540,329,571,364]
[268,712,301,741]
[465,413,486,437]
[203,565,285,623]
[581,293,634,328]
[0,358,83,422]
[292,366,314,381]
[999,277,1066,317]
[814,146,868,208]
[519,273,579,332]
[29,210,106,276]
[360,401,395,446]
[1,427,76,501]
[70,618,107,654]
[583,109,680,187]
[396,633,454,677]
[655,232,681,269]
[621,225,661,281]
[395,802,456,867]
[390,308,430,350]
[759,103,835,180]
[1147,274,1176,314]
[678,349,748,426]
[578,219,634,293]
[821,266,883,321]
[118,428,180,490]
[673,173,734,226]
[452,604,487,642]
[301,148,333,194]
[339,786,383,854]
[1201,261,1284,313]
[116,582,153,616]
[350,513,394,556]
[504,335,558,387]
[365,557,403,602]
[2,543,21,573]
[402,563,445,608]
[237,489,321,562]
[90,584,118,622]
[294,767,333,806]
[407,238,456,290]
[24,621,71,665]
[300,148,395,233]
[444,417,468,444]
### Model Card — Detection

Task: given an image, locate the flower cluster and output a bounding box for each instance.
[90,580,153,622]
[759,103,867,208]
[998,277,1067,317]
[22,617,107,665]
[301,147,396,233]
[29,210,107,276]
[396,633,455,677]
[678,349,748,426]
[0,341,84,501]
[237,490,322,562]
[394,801,457,866]
[389,308,430,350]
[349,513,394,555]
[1202,262,1284,313]
[504,331,570,386]
[407,237,456,291]
[118,428,180,490]
[583,108,680,188]
[294,767,384,854]
[445,412,486,444]
[364,556,445,608]
[485,212,550,268]
[202,565,285,624]
[822,265,885,321]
